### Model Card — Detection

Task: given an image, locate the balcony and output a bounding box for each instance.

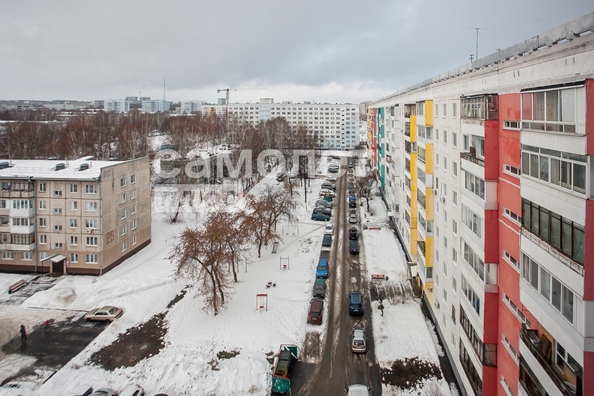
[461,150,485,167]
[519,329,580,396]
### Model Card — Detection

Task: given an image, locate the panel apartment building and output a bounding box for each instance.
[0,157,151,275]
[203,98,360,150]
[368,13,594,396]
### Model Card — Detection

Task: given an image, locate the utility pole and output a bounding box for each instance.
[468,27,487,61]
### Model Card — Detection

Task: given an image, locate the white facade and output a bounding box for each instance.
[210,99,360,150]
[104,99,130,113]
[142,100,170,113]
[180,100,204,114]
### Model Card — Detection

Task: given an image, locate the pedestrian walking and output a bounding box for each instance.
[378,301,385,317]
[19,324,27,340]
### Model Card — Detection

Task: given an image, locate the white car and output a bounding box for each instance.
[324,224,334,235]
[326,177,337,182]
[319,189,336,198]
[349,213,358,224]
[346,384,370,396]
[351,328,366,353]
[120,385,145,396]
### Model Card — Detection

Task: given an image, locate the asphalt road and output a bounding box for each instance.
[296,159,381,396]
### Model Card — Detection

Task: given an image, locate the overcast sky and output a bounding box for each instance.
[1,1,592,105]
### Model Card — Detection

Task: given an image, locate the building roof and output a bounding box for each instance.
[0,157,129,181]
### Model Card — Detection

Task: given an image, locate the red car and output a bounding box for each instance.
[307,298,324,325]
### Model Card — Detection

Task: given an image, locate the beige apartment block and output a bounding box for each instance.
[0,156,151,275]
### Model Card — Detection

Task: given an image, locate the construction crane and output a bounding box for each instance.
[216,87,267,120]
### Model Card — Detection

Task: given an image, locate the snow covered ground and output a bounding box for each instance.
[0,151,453,396]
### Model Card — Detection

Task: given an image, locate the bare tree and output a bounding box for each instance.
[245,183,299,257]
[169,223,232,316]
[356,171,377,212]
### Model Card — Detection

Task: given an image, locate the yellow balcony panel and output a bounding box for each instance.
[425,100,433,127]
[425,188,434,220]
[410,115,417,142]
[426,236,433,267]
[425,143,434,173]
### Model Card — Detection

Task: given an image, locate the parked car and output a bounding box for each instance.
[316,258,329,278]
[348,291,364,316]
[307,298,324,324]
[313,206,331,216]
[349,227,359,240]
[349,200,357,208]
[319,189,336,198]
[316,200,332,208]
[313,278,326,298]
[328,167,339,174]
[84,306,123,322]
[326,177,337,182]
[346,384,370,396]
[90,389,116,396]
[311,212,330,221]
[349,240,359,254]
[348,185,355,193]
[120,385,145,396]
[349,213,358,224]
[351,327,367,353]
[321,182,336,191]
[324,224,334,235]
[322,234,332,247]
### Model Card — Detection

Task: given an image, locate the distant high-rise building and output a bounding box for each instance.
[142,99,170,113]
[104,99,130,113]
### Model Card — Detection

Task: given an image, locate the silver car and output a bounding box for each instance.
[84,306,124,322]
[351,328,367,353]
[349,213,358,224]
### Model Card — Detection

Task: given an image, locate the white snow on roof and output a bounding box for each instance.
[0,158,124,180]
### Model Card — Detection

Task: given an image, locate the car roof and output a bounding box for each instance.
[350,240,358,246]
[318,258,327,265]
[353,329,365,338]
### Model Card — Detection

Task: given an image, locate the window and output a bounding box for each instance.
[120,193,126,203]
[443,104,447,118]
[70,184,78,193]
[453,220,458,235]
[461,275,481,316]
[131,174,136,184]
[451,305,456,324]
[39,235,47,244]
[2,251,14,260]
[464,171,485,199]
[39,218,47,227]
[121,241,127,252]
[69,218,77,228]
[453,161,458,177]
[131,205,136,215]
[463,241,485,280]
[39,200,47,210]
[443,157,448,171]
[503,250,519,269]
[120,177,126,187]
[452,103,457,118]
[39,183,46,192]
[70,201,78,210]
[120,209,126,220]
[85,184,97,194]
[453,248,458,263]
[443,130,448,144]
[522,199,584,265]
[12,200,33,209]
[461,204,483,238]
[504,120,521,130]
[21,252,32,260]
[503,208,522,225]
[131,219,138,230]
[86,236,98,246]
[521,88,577,133]
[40,252,47,260]
[132,235,137,245]
[54,190,62,197]
[452,190,458,206]
[435,104,439,117]
[53,242,63,249]
[504,164,521,177]
[85,254,98,263]
[85,202,97,211]
[12,218,29,226]
[53,225,62,231]
[84,219,98,229]
[70,253,78,263]
[522,253,575,324]
[130,189,137,200]
[521,145,587,195]
[70,236,78,245]
[121,225,127,236]
[53,208,62,214]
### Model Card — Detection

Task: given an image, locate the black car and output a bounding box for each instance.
[349,227,358,240]
[322,234,333,247]
[349,240,359,254]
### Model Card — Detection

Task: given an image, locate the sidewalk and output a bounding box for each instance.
[359,195,455,395]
